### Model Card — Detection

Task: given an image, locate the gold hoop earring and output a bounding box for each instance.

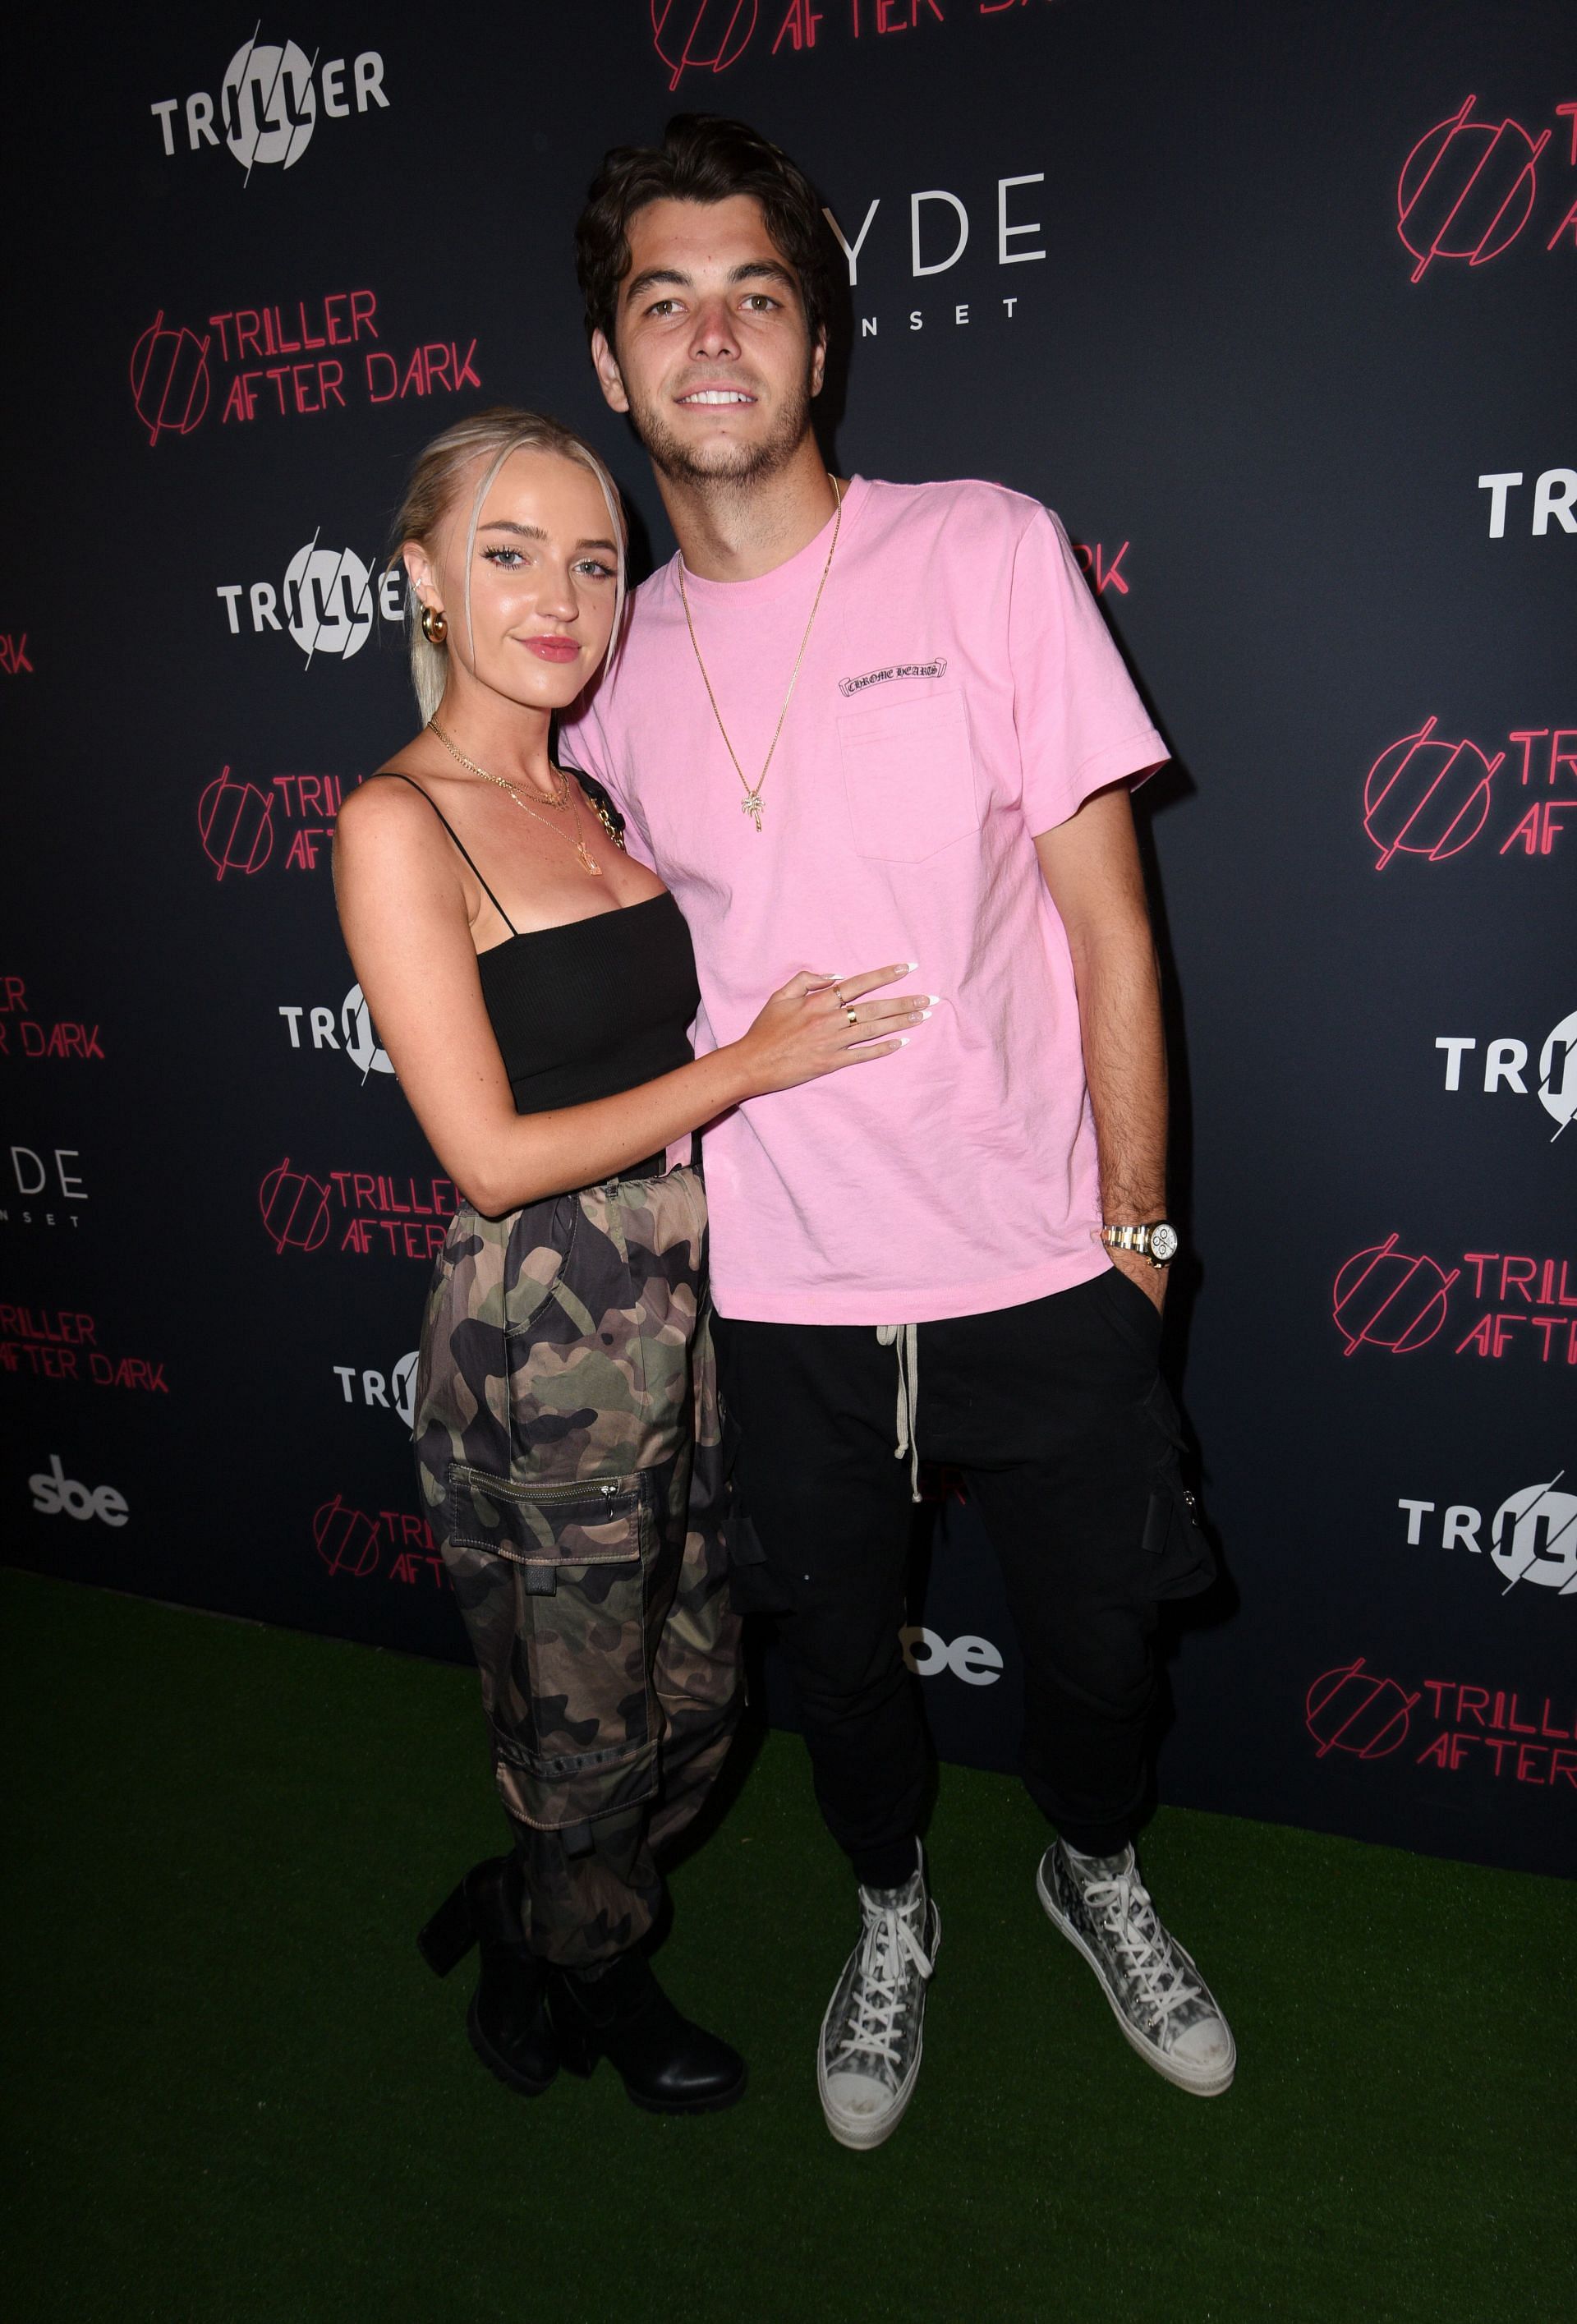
[420,603,448,647]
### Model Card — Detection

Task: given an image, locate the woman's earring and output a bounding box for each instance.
[420,602,448,646]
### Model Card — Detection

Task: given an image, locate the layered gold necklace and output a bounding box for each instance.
[427,716,613,877]
[676,476,843,833]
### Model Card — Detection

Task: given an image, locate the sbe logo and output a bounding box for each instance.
[1363,719,1574,865]
[1396,96,1577,280]
[215,539,405,664]
[149,39,389,177]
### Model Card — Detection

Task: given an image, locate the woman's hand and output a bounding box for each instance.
[731,964,932,1097]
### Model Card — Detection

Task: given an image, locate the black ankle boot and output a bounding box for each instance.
[547,1948,747,2115]
[417,1858,558,2099]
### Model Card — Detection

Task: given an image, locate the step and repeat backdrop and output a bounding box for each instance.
[4,2,1570,1876]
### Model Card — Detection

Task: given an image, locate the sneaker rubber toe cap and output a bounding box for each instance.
[823,2070,893,2126]
[1171,2013,1234,2078]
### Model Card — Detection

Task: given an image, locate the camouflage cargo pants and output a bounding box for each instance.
[412,1164,741,1968]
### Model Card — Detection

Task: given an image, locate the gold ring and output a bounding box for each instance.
[846,1007,858,1026]
[832,983,848,1009]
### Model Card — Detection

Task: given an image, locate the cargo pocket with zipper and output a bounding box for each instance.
[447,1460,660,1831]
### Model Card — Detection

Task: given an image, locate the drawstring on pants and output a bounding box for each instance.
[876,1323,921,1503]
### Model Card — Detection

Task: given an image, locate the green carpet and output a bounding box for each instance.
[2,1570,1572,2324]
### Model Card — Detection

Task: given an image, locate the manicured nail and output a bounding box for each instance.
[919,1009,933,1020]
[928,995,940,1006]
[907,961,921,972]
[898,1037,910,1047]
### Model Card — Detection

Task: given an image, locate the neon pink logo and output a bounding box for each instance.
[1363,717,1503,867]
[651,2,757,90]
[1332,1236,1459,1356]
[1397,97,1550,281]
[260,1158,333,1254]
[130,312,211,445]
[1306,1659,1418,1759]
[198,767,276,880]
[313,1494,380,1578]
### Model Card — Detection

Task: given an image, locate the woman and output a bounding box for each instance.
[333,408,926,2115]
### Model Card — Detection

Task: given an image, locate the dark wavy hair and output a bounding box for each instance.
[575,113,833,356]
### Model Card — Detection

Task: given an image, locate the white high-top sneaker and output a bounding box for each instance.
[1037,1841,1235,2096]
[817,1844,940,2151]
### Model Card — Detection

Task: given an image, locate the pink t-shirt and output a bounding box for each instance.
[560,476,1167,1325]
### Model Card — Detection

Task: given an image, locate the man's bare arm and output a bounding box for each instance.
[1034,782,1170,1309]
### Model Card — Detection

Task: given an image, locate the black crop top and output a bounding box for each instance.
[371,774,700,1115]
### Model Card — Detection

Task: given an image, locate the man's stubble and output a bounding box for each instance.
[624,360,816,492]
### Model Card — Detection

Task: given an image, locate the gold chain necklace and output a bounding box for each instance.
[426,716,571,808]
[427,716,605,877]
[677,475,843,833]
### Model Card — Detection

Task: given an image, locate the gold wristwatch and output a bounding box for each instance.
[1101,1220,1179,1269]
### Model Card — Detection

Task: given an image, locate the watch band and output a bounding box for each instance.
[1101,1220,1179,1267]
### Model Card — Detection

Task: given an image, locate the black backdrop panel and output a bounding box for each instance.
[5,2,1572,1876]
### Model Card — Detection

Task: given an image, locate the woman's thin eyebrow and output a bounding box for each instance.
[479,520,616,554]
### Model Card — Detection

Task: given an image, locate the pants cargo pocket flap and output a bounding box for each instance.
[448,1462,647,1594]
[1140,1380,1216,1601]
[444,1460,659,1830]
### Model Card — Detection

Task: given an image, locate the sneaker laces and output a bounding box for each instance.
[830,1893,934,2074]
[1081,1866,1202,2034]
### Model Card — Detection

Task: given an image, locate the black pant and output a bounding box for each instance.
[713,1268,1213,1882]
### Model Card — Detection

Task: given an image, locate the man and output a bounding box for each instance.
[563,113,1234,2151]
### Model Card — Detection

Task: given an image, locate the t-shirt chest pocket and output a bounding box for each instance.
[837,689,981,865]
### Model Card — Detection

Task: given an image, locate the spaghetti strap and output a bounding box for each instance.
[366,771,518,936]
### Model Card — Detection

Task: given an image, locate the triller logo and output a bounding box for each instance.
[1307,1658,1576,1792]
[1435,1010,1577,1142]
[0,974,104,1062]
[1399,1480,1577,1599]
[131,289,480,446]
[313,1495,447,1587]
[279,987,393,1081]
[1478,468,1576,538]
[1333,1238,1577,1365]
[1332,1238,1457,1355]
[198,769,351,878]
[333,1351,418,1428]
[1363,718,1574,865]
[651,1,1062,92]
[150,38,389,176]
[1396,97,1577,279]
[259,1158,456,1259]
[216,538,404,663]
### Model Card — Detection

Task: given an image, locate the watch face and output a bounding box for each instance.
[1150,1222,1179,1263]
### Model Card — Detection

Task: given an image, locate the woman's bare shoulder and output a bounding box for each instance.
[335,764,442,845]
